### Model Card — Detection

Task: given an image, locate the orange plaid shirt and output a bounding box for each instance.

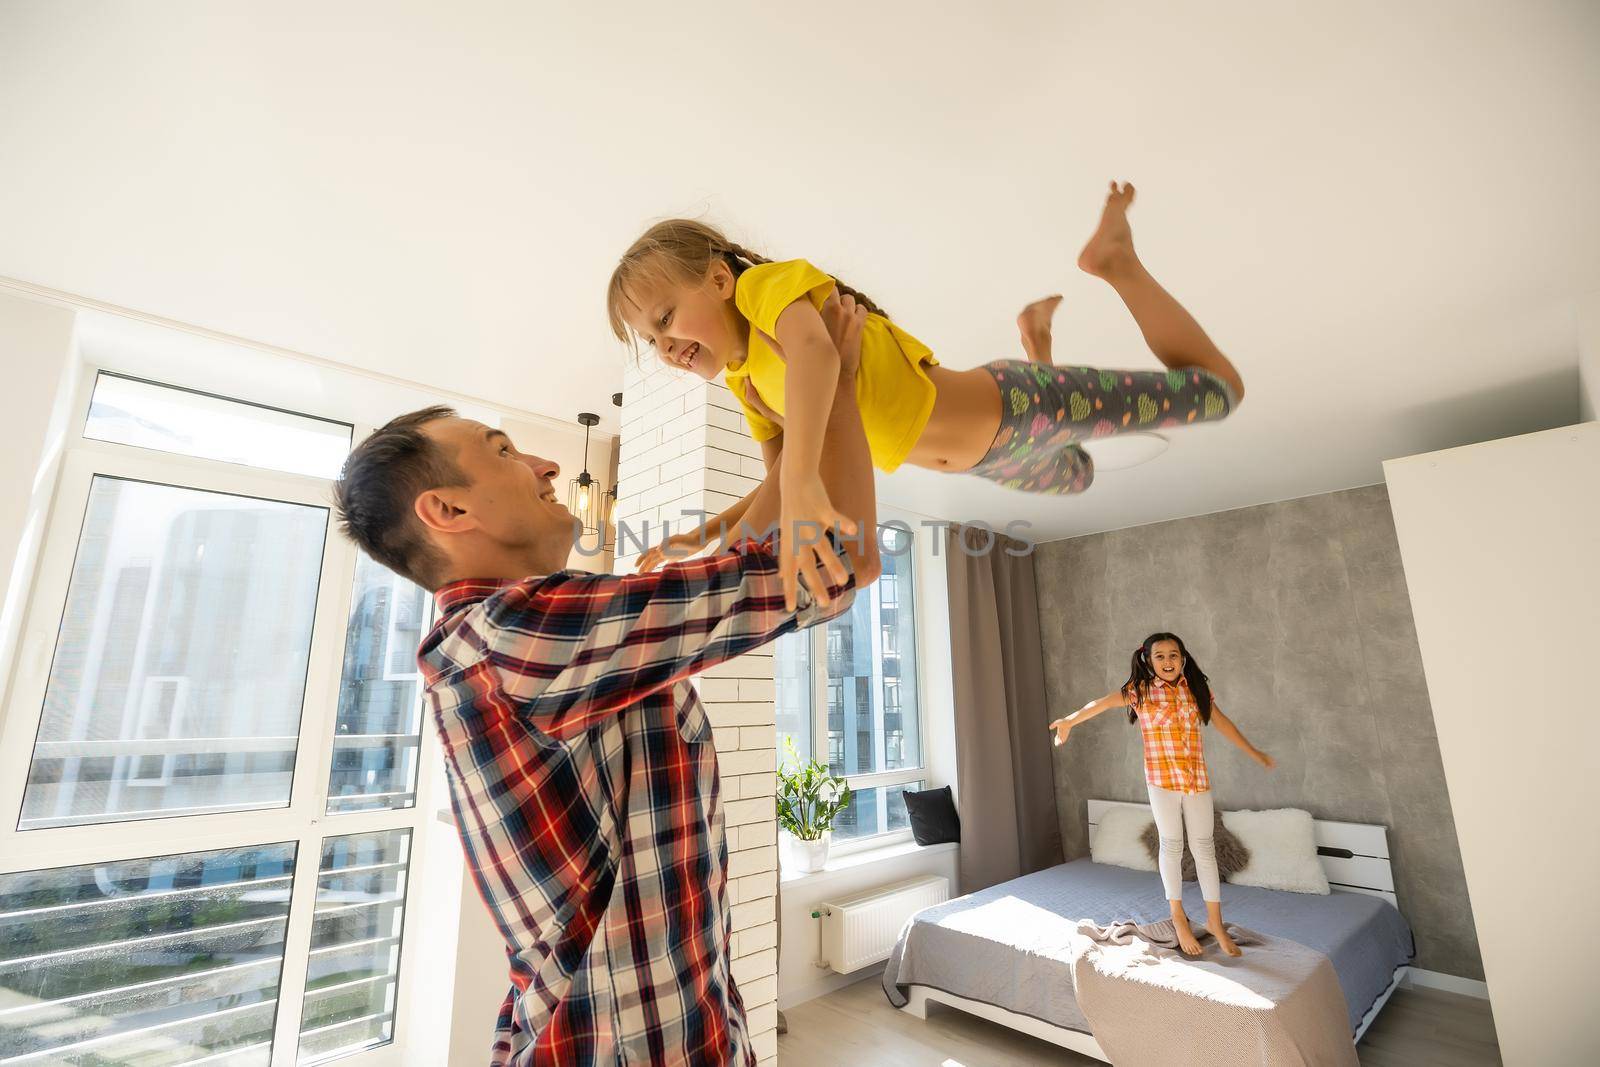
[1133,676,1211,794]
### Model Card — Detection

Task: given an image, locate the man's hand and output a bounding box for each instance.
[821,292,866,376]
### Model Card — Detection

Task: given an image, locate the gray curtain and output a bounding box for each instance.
[945,524,1062,892]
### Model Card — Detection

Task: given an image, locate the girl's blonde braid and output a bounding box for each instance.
[723,241,889,319]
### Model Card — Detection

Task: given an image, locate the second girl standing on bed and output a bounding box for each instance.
[1049,632,1274,957]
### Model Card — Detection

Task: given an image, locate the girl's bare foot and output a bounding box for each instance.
[1208,920,1243,957]
[1170,907,1203,957]
[1077,181,1141,281]
[1017,294,1063,363]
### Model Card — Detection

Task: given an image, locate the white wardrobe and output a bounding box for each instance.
[1384,421,1600,1066]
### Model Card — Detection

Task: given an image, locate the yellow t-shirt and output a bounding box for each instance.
[725,259,939,473]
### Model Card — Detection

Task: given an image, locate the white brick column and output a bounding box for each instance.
[613,357,781,1066]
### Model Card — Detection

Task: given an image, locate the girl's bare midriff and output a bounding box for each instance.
[902,364,1004,472]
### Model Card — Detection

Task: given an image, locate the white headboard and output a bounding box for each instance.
[1086,799,1398,909]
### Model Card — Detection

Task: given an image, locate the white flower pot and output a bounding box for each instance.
[785,831,832,873]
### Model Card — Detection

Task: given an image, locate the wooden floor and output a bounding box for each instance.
[778,976,1501,1066]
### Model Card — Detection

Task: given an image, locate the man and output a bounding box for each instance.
[332,300,879,1065]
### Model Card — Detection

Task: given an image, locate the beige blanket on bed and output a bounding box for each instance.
[1066,918,1358,1066]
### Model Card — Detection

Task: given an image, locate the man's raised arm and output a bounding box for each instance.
[461,296,879,741]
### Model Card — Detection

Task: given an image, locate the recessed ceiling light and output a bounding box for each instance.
[1081,431,1169,471]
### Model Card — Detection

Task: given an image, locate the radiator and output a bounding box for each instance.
[816,875,949,974]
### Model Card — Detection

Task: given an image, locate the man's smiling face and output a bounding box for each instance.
[421,416,574,565]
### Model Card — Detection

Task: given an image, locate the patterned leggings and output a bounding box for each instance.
[968,360,1237,495]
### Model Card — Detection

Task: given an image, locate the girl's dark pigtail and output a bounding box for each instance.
[1123,644,1152,723]
[1184,654,1214,725]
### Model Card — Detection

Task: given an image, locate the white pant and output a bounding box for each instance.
[1147,784,1221,903]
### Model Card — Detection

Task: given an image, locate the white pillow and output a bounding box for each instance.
[1090,806,1157,872]
[1220,808,1330,895]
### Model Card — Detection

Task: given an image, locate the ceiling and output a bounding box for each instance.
[3,1,1597,541]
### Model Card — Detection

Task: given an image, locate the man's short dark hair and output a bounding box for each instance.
[333,405,466,589]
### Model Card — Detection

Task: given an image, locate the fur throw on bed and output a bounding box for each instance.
[1140,809,1250,880]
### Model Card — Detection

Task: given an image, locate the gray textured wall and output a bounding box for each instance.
[1036,484,1482,979]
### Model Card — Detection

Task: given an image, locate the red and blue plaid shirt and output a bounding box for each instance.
[418,539,853,1065]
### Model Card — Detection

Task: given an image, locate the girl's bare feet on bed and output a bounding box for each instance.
[1077,181,1140,282]
[1208,921,1243,957]
[1018,294,1062,363]
[1205,902,1243,956]
[1170,904,1203,956]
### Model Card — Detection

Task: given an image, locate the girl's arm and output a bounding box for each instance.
[637,436,786,572]
[758,433,784,471]
[1210,708,1275,768]
[769,294,863,609]
[635,490,752,572]
[771,297,841,491]
[740,307,879,605]
[1048,689,1130,746]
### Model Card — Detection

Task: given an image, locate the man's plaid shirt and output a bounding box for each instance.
[417,539,853,1065]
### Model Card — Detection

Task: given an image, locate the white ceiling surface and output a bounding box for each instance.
[3,2,1597,541]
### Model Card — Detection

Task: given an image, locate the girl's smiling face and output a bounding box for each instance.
[1149,639,1185,683]
[621,258,746,380]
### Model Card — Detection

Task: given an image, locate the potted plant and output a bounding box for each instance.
[776,738,853,873]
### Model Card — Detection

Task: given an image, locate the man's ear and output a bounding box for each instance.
[414,488,477,535]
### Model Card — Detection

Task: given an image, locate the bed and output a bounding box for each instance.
[881,799,1416,1062]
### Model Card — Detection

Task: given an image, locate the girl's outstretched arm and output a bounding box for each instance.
[636,436,785,572]
[770,297,841,482]
[1049,689,1130,746]
[1210,708,1275,768]
[634,487,756,572]
[769,294,861,608]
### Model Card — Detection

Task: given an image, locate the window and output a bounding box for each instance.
[125,676,189,787]
[20,476,328,830]
[327,554,429,816]
[0,372,434,1066]
[0,843,299,1063]
[85,372,353,479]
[832,780,924,841]
[775,522,926,848]
[299,830,413,1061]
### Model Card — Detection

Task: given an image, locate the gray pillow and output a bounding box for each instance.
[1140,808,1250,881]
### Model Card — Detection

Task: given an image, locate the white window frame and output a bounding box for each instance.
[380,571,426,684]
[123,675,191,788]
[0,368,444,1067]
[791,509,934,858]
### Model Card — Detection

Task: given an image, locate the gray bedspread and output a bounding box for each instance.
[881,858,1415,1036]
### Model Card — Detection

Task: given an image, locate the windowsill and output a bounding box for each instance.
[779,838,957,889]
